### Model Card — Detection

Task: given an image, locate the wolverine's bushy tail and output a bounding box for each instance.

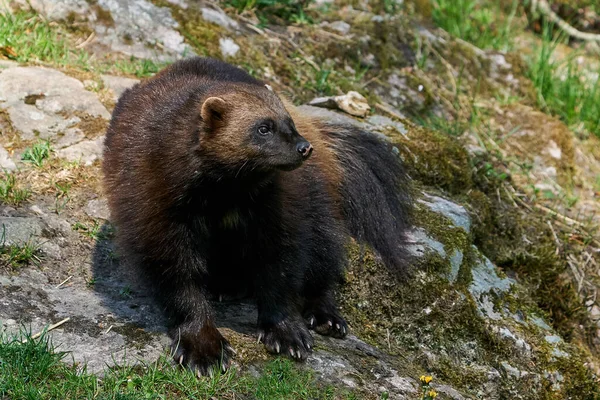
[324,124,412,276]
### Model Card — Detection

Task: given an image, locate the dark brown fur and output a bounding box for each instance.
[103,57,411,375]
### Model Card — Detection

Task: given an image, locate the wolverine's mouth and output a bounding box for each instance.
[275,158,305,171]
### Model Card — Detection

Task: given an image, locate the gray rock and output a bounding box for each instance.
[101,75,140,102]
[406,227,446,258]
[296,105,365,127]
[96,0,190,60]
[367,115,408,135]
[500,361,527,379]
[166,0,187,9]
[419,194,471,233]
[84,199,110,220]
[544,335,562,344]
[56,136,105,165]
[219,37,240,58]
[0,145,16,171]
[327,21,351,35]
[448,250,463,283]
[201,7,240,31]
[0,217,46,245]
[13,0,191,61]
[0,60,18,69]
[0,66,110,140]
[469,247,513,298]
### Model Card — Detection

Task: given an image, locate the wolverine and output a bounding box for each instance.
[103,57,411,375]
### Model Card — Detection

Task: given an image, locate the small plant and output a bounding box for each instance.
[0,174,30,206]
[72,221,102,240]
[419,375,437,399]
[22,140,52,167]
[54,182,71,214]
[0,226,41,269]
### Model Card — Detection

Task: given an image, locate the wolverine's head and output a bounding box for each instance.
[197,83,312,174]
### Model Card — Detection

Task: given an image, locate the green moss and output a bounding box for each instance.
[388,123,472,193]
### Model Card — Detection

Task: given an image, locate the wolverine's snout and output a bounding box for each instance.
[296,141,313,159]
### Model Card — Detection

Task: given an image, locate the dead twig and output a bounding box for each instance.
[75,31,95,49]
[56,275,72,289]
[22,317,70,343]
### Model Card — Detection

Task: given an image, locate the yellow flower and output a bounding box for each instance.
[428,389,438,398]
[420,375,433,384]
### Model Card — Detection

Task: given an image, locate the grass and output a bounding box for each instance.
[112,56,168,78]
[0,226,41,269]
[0,330,355,399]
[0,11,167,78]
[0,12,88,66]
[21,140,52,167]
[431,0,518,51]
[527,26,600,138]
[0,173,30,206]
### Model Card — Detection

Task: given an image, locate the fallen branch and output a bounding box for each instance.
[532,0,600,42]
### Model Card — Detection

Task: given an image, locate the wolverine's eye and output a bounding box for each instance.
[257,125,271,136]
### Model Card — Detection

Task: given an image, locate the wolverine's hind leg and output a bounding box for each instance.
[303,289,348,338]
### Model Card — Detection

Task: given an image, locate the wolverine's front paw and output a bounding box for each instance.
[171,322,235,377]
[258,317,314,360]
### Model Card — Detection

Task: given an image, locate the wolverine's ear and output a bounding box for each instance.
[200,97,228,129]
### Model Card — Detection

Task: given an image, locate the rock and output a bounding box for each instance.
[165,0,187,9]
[367,115,408,135]
[0,217,46,245]
[469,247,514,298]
[0,66,110,140]
[448,250,463,283]
[406,227,446,258]
[219,38,240,58]
[419,194,471,233]
[84,199,110,221]
[0,144,16,171]
[56,136,105,165]
[97,0,190,60]
[324,21,351,35]
[296,105,365,127]
[201,7,240,31]
[308,91,370,117]
[14,0,191,61]
[0,60,18,69]
[101,74,140,102]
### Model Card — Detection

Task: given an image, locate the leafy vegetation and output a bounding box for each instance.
[0,330,355,399]
[22,140,52,167]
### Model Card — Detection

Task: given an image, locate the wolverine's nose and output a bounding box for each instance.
[296,142,313,159]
